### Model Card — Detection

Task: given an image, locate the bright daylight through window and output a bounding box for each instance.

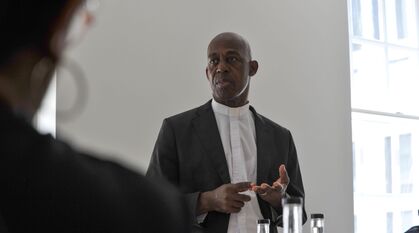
[348,0,419,232]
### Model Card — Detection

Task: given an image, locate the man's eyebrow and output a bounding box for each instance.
[208,52,218,58]
[225,50,241,56]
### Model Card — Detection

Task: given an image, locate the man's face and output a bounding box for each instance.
[206,36,257,107]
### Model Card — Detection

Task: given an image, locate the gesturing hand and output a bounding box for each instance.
[251,164,289,208]
[198,182,251,214]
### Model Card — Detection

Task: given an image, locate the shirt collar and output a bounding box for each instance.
[211,99,250,117]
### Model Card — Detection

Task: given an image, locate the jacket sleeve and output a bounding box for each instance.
[146,119,200,225]
[274,131,307,227]
[146,119,179,184]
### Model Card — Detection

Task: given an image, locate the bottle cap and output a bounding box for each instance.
[258,219,270,224]
[311,213,324,219]
[282,197,303,205]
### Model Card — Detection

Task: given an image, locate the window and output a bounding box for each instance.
[348,0,419,232]
[395,0,407,39]
[387,212,393,233]
[385,136,392,193]
[402,210,413,232]
[399,133,412,193]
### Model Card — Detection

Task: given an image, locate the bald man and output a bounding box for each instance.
[147,32,307,233]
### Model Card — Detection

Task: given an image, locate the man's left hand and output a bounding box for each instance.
[251,164,289,208]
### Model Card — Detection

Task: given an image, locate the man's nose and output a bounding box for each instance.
[216,59,228,73]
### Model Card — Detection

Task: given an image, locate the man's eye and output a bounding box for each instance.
[227,57,238,62]
[209,59,218,65]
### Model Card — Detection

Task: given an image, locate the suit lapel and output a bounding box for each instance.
[192,101,231,184]
[250,106,275,185]
[251,106,277,220]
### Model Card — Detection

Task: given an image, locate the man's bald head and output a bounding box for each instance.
[207,32,252,60]
[205,32,258,107]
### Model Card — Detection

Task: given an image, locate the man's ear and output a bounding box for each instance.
[249,60,258,77]
[205,67,210,80]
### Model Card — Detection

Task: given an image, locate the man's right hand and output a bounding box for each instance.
[197,182,252,215]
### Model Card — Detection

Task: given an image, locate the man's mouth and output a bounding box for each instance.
[214,75,232,88]
[215,79,231,88]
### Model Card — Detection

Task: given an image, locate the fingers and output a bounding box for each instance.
[250,182,257,190]
[279,164,289,184]
[215,200,244,213]
[217,197,245,212]
[231,182,251,202]
[211,183,252,213]
[228,201,245,213]
[234,193,251,202]
[233,182,252,192]
[252,183,272,195]
[272,181,284,191]
[252,182,286,196]
[232,200,245,209]
[261,183,270,191]
[225,195,250,213]
[251,165,289,191]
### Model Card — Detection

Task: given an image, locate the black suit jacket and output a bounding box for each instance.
[147,100,307,233]
[0,102,191,233]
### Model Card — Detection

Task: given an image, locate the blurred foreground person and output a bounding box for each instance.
[0,0,190,232]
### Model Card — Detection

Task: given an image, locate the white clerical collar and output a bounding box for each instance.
[211,99,250,117]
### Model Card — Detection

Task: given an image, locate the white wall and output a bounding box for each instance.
[57,0,354,232]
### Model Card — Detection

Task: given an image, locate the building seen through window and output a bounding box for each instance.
[348,0,419,232]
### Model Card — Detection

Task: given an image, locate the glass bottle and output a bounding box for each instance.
[310,213,324,233]
[257,219,270,233]
[282,197,303,233]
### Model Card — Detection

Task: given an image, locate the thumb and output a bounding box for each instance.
[279,165,289,184]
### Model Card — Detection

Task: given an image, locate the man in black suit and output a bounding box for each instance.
[147,32,306,233]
